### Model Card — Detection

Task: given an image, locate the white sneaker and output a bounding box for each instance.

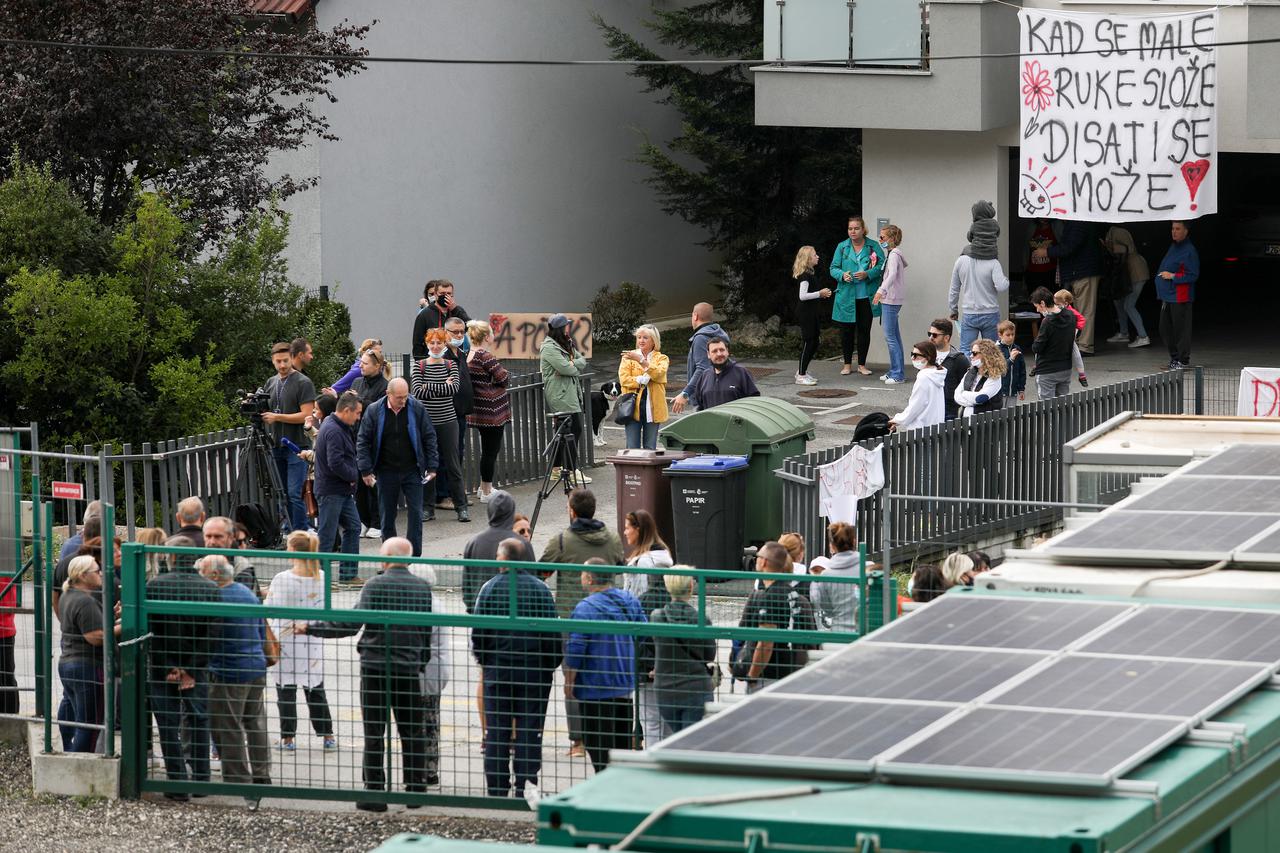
[804,373,817,382]
[571,469,593,485]
[360,524,368,537]
[883,377,906,385]
[478,490,493,504]
[364,527,381,539]
[593,433,607,447]
[1128,336,1151,348]
[794,373,817,386]
[1106,332,1129,343]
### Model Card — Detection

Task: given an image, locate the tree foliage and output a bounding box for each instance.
[596,0,862,318]
[0,0,371,238]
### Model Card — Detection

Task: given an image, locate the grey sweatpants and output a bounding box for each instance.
[208,677,271,784]
[1036,369,1072,400]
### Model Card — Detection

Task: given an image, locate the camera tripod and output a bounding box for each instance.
[529,413,585,535]
[234,418,290,547]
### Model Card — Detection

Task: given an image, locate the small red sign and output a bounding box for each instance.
[51,481,84,500]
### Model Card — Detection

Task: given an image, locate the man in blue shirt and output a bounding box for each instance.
[197,555,270,808]
[1156,220,1200,369]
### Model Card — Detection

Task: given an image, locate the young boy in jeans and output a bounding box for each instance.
[996,320,1026,407]
[1054,289,1089,388]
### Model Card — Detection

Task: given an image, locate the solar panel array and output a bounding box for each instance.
[652,594,1280,792]
[1046,444,1280,566]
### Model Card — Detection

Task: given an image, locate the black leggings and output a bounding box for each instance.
[432,417,467,505]
[839,299,873,366]
[475,425,505,483]
[798,310,822,375]
[277,683,334,738]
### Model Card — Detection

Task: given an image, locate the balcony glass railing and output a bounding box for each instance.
[764,0,929,69]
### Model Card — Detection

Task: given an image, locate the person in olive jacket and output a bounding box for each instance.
[538,314,589,484]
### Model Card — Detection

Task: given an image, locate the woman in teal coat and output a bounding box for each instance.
[829,216,884,376]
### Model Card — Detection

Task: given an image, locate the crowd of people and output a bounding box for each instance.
[789,213,1202,433]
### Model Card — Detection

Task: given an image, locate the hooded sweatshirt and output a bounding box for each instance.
[892,367,947,432]
[540,517,626,618]
[949,253,1010,316]
[625,546,673,599]
[565,586,647,700]
[650,599,716,701]
[963,200,1000,260]
[875,248,908,306]
[1031,308,1077,375]
[461,490,534,612]
[810,550,862,633]
[681,322,730,399]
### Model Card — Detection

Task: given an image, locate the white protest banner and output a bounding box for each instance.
[817,445,885,524]
[1236,368,1280,418]
[1017,8,1217,222]
[487,312,593,359]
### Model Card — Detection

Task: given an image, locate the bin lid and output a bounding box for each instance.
[659,397,816,455]
[605,448,699,466]
[664,454,750,473]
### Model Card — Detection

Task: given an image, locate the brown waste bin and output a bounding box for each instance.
[607,448,697,553]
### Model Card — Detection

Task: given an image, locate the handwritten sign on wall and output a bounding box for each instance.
[487,313,593,360]
[1237,368,1280,418]
[1017,9,1218,222]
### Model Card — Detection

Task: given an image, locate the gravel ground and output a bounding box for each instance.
[0,743,535,853]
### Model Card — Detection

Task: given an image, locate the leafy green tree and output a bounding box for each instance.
[596,1,862,318]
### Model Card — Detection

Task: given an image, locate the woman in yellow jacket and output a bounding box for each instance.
[618,324,670,449]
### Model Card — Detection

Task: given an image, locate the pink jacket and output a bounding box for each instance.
[875,248,907,306]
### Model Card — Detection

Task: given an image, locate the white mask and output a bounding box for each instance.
[912,359,927,370]
[449,337,465,347]
[971,357,982,368]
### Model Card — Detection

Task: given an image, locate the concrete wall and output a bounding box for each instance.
[277,0,720,352]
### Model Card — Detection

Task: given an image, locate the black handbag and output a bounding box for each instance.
[613,392,637,424]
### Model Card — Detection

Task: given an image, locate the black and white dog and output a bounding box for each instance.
[591,381,622,446]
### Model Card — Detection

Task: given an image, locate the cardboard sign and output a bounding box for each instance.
[1017,8,1218,222]
[487,313,593,359]
[52,481,84,500]
[1237,368,1280,418]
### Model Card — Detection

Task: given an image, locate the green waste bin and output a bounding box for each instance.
[658,397,814,545]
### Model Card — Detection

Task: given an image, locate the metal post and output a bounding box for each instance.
[775,0,786,62]
[100,452,116,757]
[41,503,52,754]
[857,544,868,636]
[1194,366,1205,415]
[882,494,892,627]
[847,1,856,66]
[119,542,147,798]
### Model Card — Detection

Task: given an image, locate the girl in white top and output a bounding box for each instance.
[264,531,336,750]
[889,340,947,433]
[793,246,833,386]
[623,509,673,598]
[954,338,1008,418]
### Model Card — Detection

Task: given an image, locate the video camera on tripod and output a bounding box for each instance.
[237,388,272,420]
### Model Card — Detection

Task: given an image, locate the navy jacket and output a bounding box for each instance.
[357,396,440,477]
[472,570,561,681]
[314,416,359,498]
[1155,239,1200,303]
[689,360,760,410]
[1048,221,1104,282]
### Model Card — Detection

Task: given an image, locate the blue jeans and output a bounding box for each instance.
[483,673,552,797]
[960,311,1001,352]
[272,446,309,531]
[881,303,905,380]
[151,668,210,782]
[658,691,712,734]
[317,493,362,581]
[624,420,660,450]
[377,468,424,556]
[57,659,103,753]
[1114,279,1148,338]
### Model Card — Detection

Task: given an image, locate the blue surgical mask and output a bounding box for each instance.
[450,337,465,347]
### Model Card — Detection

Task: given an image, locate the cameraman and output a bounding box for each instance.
[538,314,590,485]
[261,342,316,532]
[412,279,471,359]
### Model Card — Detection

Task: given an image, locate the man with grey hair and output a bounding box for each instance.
[197,554,270,807]
[175,497,207,546]
[357,377,440,556]
[202,516,261,596]
[59,500,103,561]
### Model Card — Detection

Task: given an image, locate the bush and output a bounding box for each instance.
[587,281,657,345]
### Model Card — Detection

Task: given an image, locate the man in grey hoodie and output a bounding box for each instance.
[462,491,535,613]
[951,201,1010,353]
[671,302,730,414]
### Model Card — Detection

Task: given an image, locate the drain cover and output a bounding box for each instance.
[746,367,781,380]
[798,388,857,399]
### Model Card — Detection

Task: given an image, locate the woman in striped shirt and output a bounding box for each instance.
[412,328,470,522]
[465,320,511,503]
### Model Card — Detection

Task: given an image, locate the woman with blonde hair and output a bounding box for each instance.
[465,319,512,502]
[792,245,832,385]
[264,530,336,751]
[330,338,387,395]
[954,338,1008,418]
[650,570,717,734]
[618,324,670,450]
[58,555,106,752]
[941,552,976,588]
[133,527,167,580]
[777,532,807,574]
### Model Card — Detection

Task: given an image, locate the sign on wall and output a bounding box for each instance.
[487,313,593,360]
[1017,8,1218,222]
[1237,368,1280,418]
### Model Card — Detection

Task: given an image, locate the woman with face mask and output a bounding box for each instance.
[412,328,470,522]
[954,338,1007,418]
[888,340,946,433]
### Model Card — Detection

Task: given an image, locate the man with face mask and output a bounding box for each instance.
[435,317,475,511]
[1029,287,1076,399]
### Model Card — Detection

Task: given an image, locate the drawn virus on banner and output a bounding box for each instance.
[1020,158,1068,217]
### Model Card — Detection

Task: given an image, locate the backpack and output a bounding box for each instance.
[234,503,280,550]
[851,412,891,444]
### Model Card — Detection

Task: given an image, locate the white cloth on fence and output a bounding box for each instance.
[265,570,328,689]
[1236,368,1280,418]
[817,445,885,524]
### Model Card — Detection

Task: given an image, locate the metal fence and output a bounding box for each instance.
[112,546,867,807]
[1185,366,1242,416]
[777,369,1186,564]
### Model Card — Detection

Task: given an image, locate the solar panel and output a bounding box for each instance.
[1046,511,1280,561]
[656,696,953,772]
[1186,444,1280,477]
[1123,476,1280,514]
[778,643,1047,704]
[879,707,1188,788]
[867,594,1129,651]
[1080,605,1280,666]
[986,654,1272,721]
[1236,525,1280,562]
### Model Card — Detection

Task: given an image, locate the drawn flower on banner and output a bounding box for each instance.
[1021,61,1054,113]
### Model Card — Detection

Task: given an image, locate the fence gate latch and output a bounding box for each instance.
[855,832,881,853]
[744,828,768,853]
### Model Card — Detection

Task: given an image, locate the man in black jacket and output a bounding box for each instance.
[147,556,221,799]
[928,318,970,421]
[315,392,363,583]
[301,537,434,811]
[1029,287,1077,399]
[462,491,536,613]
[472,538,561,797]
[411,278,471,359]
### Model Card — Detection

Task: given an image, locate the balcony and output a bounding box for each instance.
[754,0,1020,133]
